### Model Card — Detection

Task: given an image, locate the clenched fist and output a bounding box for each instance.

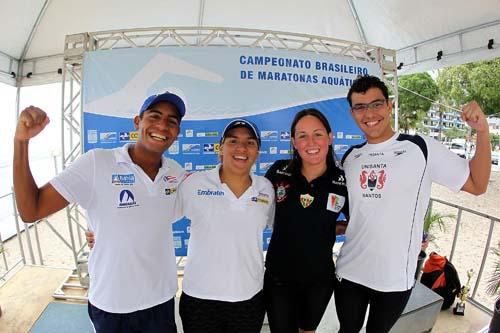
[461,101,489,134]
[15,106,50,141]
[85,230,95,249]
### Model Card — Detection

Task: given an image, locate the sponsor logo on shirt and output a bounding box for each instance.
[258,192,269,199]
[197,189,225,196]
[111,174,135,185]
[276,169,292,177]
[369,152,384,157]
[394,150,406,157]
[165,188,177,195]
[353,153,362,159]
[251,192,270,205]
[361,163,387,169]
[276,182,290,202]
[300,194,314,208]
[327,193,345,213]
[359,166,387,199]
[163,175,178,183]
[118,189,138,208]
[332,174,345,186]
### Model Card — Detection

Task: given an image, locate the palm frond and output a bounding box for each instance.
[486,243,500,298]
[423,208,455,234]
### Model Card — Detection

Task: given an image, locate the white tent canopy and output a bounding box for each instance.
[1,0,499,87]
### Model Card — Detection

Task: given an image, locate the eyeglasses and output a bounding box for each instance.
[351,99,387,113]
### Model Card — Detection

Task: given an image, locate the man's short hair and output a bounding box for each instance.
[347,75,389,106]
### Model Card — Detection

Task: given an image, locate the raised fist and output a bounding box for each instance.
[15,106,50,141]
[461,101,489,134]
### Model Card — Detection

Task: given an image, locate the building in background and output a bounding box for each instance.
[488,117,500,155]
[487,117,500,136]
[423,104,466,141]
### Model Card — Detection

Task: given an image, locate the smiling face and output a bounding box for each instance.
[350,87,394,144]
[219,127,259,176]
[133,101,180,154]
[291,115,333,169]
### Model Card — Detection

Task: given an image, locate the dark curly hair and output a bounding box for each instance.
[347,75,389,106]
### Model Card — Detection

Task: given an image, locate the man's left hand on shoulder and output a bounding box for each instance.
[461,101,489,134]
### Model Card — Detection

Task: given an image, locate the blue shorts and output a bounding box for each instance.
[88,298,177,333]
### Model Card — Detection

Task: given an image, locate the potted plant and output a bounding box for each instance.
[415,205,455,280]
[487,242,500,332]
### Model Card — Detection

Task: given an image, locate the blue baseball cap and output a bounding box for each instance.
[221,119,261,147]
[139,92,186,118]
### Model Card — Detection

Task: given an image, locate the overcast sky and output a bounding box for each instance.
[0,82,62,164]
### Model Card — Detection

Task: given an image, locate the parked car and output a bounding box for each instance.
[492,151,499,165]
[450,142,467,158]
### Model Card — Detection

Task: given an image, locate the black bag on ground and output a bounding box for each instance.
[420,252,462,310]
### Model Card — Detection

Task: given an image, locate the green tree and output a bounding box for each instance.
[444,127,465,140]
[398,73,439,133]
[437,58,500,115]
[491,133,500,149]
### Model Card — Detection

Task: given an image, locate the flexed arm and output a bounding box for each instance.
[13,106,69,222]
[460,101,491,195]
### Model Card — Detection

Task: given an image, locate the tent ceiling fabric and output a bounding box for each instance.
[1,0,499,86]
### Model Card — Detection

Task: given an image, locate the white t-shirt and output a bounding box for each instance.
[337,133,469,292]
[174,164,275,302]
[50,144,185,313]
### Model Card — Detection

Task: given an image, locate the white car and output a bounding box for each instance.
[450,143,467,158]
[492,151,499,165]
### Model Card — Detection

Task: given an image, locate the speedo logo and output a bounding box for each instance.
[197,189,224,196]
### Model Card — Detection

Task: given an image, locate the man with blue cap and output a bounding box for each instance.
[14,91,186,332]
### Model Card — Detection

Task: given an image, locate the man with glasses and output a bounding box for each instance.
[13,92,186,332]
[334,75,491,333]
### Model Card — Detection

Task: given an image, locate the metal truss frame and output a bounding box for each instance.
[0,51,18,86]
[58,27,397,299]
[397,19,500,74]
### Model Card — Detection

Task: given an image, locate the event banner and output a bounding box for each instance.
[82,47,380,255]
